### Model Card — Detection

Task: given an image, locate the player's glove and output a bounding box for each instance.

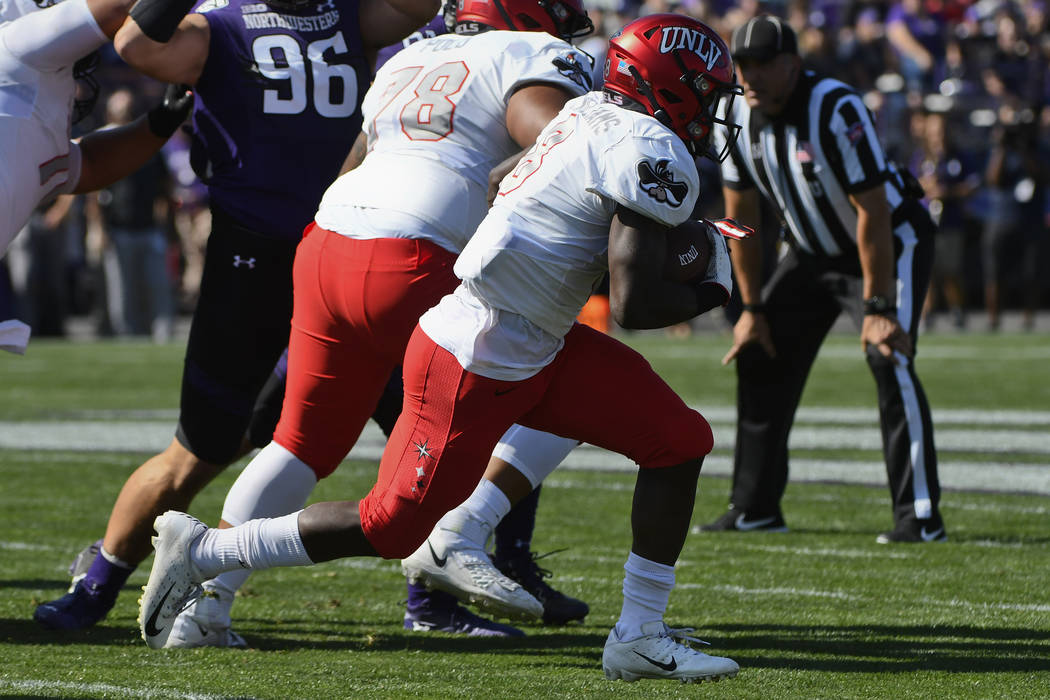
[689,221,734,309]
[707,217,754,240]
[689,217,755,310]
[147,84,194,139]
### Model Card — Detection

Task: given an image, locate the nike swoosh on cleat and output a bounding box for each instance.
[734,514,778,531]
[427,540,447,567]
[143,583,176,638]
[920,527,944,541]
[633,651,677,672]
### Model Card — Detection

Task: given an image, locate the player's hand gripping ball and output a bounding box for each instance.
[663,219,713,283]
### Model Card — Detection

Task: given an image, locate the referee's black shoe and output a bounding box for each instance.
[876,517,948,544]
[696,507,788,533]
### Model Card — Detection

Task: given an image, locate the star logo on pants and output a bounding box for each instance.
[413,439,433,462]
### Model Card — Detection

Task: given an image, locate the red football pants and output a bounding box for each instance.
[273,224,458,476]
[360,322,714,558]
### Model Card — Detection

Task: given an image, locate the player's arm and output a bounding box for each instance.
[113,13,210,85]
[72,85,193,193]
[852,184,913,361]
[721,185,777,363]
[338,132,369,177]
[607,206,722,330]
[358,0,441,52]
[486,83,576,204]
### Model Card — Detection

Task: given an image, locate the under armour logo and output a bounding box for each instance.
[232,255,256,269]
[315,0,336,11]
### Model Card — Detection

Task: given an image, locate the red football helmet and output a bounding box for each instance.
[603,14,742,159]
[445,0,593,42]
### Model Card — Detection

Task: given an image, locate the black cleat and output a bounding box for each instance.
[495,549,589,625]
[698,507,788,533]
[876,517,947,544]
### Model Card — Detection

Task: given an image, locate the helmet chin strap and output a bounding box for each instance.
[627,65,672,129]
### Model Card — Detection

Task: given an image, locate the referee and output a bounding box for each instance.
[702,15,945,543]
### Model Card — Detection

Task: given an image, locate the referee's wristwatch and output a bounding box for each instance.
[863,295,895,316]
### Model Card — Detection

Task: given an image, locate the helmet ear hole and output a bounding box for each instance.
[658,88,683,105]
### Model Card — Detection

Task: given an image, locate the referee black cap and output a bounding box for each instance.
[730,15,798,62]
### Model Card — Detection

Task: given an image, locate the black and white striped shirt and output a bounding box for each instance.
[718,70,926,258]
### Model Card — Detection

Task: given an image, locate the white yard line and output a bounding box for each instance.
[672,582,1050,613]
[0,680,230,700]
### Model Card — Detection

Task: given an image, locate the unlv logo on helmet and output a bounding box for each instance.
[658,26,724,72]
[638,159,688,207]
[602,14,742,160]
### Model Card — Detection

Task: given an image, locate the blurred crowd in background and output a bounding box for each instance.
[2,0,1048,340]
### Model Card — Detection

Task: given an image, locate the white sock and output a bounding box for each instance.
[191,511,313,580]
[194,442,318,608]
[99,545,133,570]
[434,479,510,547]
[615,552,675,641]
[221,442,318,526]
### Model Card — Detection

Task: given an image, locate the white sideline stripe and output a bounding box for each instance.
[0,680,226,700]
[645,344,1050,361]
[1,421,1044,454]
[1,421,1048,493]
[53,406,1050,425]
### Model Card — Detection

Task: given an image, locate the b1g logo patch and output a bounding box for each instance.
[638,159,688,207]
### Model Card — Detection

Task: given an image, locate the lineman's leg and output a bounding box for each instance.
[175,231,456,644]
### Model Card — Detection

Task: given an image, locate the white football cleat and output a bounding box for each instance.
[138,511,208,649]
[401,516,542,621]
[602,621,739,684]
[165,588,246,648]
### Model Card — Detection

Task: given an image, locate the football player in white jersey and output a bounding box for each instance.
[0,0,196,254]
[148,0,594,648]
[140,13,745,684]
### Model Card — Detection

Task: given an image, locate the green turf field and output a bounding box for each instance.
[1,331,1048,698]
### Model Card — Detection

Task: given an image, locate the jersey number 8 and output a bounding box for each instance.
[373,61,470,141]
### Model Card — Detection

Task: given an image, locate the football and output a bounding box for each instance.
[663,219,712,283]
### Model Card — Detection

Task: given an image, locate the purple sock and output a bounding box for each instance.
[406,581,456,612]
[81,551,133,598]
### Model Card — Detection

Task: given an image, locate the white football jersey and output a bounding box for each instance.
[314,30,592,255]
[0,0,105,251]
[420,91,700,380]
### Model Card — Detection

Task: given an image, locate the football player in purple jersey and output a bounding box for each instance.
[33,0,439,633]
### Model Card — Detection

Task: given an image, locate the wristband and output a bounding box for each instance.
[863,295,895,315]
[130,0,196,43]
[742,303,766,313]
